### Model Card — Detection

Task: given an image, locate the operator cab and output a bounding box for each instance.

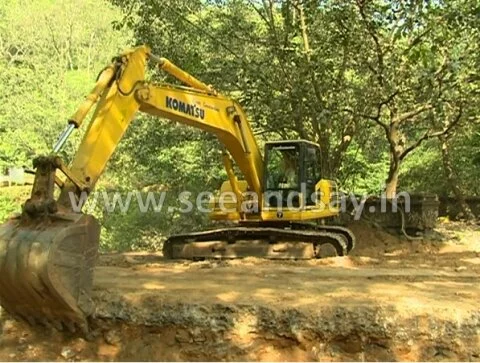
[264,140,321,208]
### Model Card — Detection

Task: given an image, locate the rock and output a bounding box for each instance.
[18,337,27,345]
[2,319,15,333]
[175,329,192,343]
[72,337,87,352]
[104,330,122,346]
[8,353,16,359]
[191,328,206,342]
[331,335,363,354]
[88,328,102,339]
[60,347,76,359]
[84,331,96,342]
[455,266,467,272]
[263,332,277,341]
[434,347,457,360]
[195,261,213,269]
[311,344,326,361]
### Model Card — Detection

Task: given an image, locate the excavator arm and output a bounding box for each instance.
[57,46,263,209]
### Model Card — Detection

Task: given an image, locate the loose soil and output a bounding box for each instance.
[1,221,479,361]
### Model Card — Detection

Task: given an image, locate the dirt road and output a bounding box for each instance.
[1,221,479,361]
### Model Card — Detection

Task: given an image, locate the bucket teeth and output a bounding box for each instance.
[0,213,100,331]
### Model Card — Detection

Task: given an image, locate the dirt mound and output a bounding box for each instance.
[347,221,442,257]
[347,221,400,256]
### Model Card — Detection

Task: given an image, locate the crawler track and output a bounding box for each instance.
[289,222,356,253]
[163,226,353,260]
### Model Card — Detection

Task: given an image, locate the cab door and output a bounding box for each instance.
[303,145,321,206]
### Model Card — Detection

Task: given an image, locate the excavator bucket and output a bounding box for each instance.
[0,213,100,332]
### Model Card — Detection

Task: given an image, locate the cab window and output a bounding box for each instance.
[266,146,300,190]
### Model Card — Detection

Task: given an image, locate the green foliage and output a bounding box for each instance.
[399,142,446,195]
[340,143,389,195]
[0,195,18,223]
[108,115,226,191]
[446,130,480,196]
[0,186,30,222]
[398,131,480,197]
[0,0,130,169]
[95,189,212,252]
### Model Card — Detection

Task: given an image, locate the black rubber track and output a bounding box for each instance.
[163,226,349,260]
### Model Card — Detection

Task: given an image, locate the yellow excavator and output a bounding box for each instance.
[0,46,354,332]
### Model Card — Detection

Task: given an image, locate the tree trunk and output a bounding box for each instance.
[439,136,475,221]
[385,161,400,199]
[385,123,402,199]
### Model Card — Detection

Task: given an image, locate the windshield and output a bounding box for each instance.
[266,145,300,190]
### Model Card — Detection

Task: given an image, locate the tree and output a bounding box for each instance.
[0,0,129,169]
[112,0,374,179]
[347,0,479,198]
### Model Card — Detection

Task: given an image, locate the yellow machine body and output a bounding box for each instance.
[0,46,352,331]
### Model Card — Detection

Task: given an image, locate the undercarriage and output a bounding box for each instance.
[163,222,355,260]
